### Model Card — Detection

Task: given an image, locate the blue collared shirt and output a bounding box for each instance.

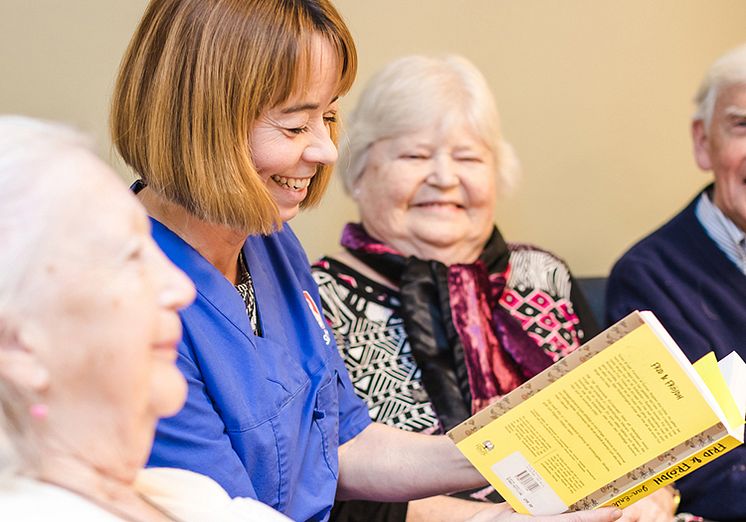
[147,218,372,521]
[695,190,746,275]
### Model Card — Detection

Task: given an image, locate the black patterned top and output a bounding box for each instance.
[312,244,596,434]
[235,251,261,337]
[314,258,438,433]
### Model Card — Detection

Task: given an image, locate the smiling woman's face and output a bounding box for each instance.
[249,35,341,222]
[354,121,497,264]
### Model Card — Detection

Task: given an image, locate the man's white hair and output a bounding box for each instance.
[0,115,93,477]
[337,54,519,196]
[693,43,746,126]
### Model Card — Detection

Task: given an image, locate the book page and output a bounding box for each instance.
[458,323,721,514]
[694,352,746,436]
[641,312,730,423]
[719,351,746,420]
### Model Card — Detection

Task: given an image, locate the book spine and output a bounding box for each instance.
[601,435,741,509]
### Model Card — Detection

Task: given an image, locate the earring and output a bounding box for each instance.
[29,403,48,420]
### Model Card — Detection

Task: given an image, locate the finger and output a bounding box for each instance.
[553,507,624,522]
[533,507,622,522]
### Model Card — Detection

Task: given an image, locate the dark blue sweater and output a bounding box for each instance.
[606,189,746,521]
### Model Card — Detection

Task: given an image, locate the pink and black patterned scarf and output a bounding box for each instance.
[341,223,554,431]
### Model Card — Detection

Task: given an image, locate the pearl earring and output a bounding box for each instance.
[29,403,48,420]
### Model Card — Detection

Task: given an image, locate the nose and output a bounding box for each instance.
[152,242,196,310]
[427,154,460,188]
[303,123,338,166]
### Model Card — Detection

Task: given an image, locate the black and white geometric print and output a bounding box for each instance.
[235,252,261,336]
[313,267,440,433]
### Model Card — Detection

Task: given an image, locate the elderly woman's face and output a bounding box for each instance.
[249,35,340,222]
[355,122,497,263]
[33,151,195,454]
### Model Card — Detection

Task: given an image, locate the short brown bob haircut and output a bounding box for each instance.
[111,0,357,234]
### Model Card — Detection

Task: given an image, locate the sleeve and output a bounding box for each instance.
[136,468,292,522]
[605,255,712,362]
[148,344,258,500]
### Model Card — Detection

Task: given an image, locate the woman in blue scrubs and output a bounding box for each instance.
[110,2,623,522]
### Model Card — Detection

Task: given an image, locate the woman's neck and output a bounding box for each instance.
[35,453,172,521]
[138,188,246,284]
[358,222,489,266]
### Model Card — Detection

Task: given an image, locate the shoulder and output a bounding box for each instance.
[506,243,575,297]
[311,257,349,303]
[312,255,353,286]
[137,468,292,521]
[312,256,397,307]
[507,242,572,271]
[311,255,334,278]
[605,202,700,320]
[611,195,700,271]
[0,477,121,521]
[313,253,397,292]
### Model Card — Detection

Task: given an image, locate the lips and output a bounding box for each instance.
[152,337,180,359]
[153,338,179,349]
[412,201,465,209]
[152,317,182,354]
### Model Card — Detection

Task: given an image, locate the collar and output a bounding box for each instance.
[695,186,746,274]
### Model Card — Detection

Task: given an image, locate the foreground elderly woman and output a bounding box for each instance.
[0,116,291,521]
[312,55,675,521]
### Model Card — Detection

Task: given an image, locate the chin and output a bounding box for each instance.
[417,229,467,247]
[151,370,188,418]
[279,206,301,222]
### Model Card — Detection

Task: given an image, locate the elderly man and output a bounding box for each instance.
[606,43,746,521]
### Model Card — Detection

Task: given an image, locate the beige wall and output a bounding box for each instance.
[2,1,745,276]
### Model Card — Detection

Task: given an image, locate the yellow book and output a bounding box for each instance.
[447,311,746,514]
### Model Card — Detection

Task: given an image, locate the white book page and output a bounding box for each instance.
[718,351,746,439]
[639,311,729,428]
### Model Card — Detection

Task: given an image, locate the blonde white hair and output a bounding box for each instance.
[693,43,746,126]
[0,116,92,312]
[337,54,519,195]
[0,115,93,476]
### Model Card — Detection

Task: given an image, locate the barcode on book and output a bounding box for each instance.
[492,451,568,515]
[516,470,540,492]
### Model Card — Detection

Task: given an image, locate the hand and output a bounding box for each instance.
[465,506,623,522]
[617,488,676,522]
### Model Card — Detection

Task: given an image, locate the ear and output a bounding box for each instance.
[350,183,362,201]
[0,317,50,393]
[692,119,713,172]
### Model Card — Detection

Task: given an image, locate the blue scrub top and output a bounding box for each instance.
[147,218,372,521]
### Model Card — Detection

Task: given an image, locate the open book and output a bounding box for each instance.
[447,311,746,514]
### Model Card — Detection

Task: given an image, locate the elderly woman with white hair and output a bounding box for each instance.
[0,116,292,521]
[312,55,677,521]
